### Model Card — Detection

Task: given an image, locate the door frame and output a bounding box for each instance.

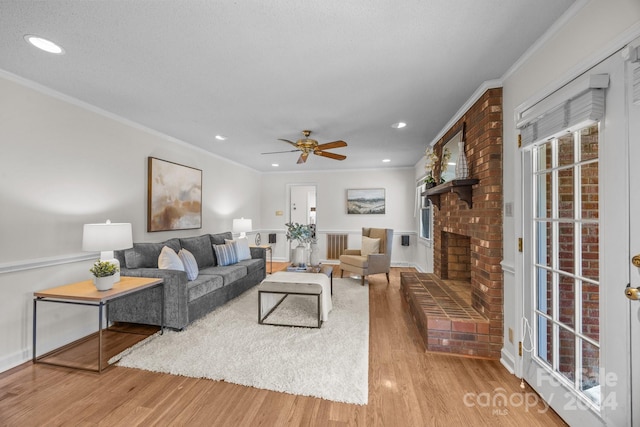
[517,48,632,426]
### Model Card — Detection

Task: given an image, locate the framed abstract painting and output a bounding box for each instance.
[147,157,202,232]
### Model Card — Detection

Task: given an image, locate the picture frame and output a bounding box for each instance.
[440,122,465,183]
[346,188,386,214]
[147,157,202,232]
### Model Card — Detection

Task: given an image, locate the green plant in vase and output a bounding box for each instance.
[89,260,119,291]
[285,222,313,267]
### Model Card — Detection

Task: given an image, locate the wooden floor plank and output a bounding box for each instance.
[0,264,567,426]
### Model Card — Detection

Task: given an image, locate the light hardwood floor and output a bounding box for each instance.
[0,265,567,426]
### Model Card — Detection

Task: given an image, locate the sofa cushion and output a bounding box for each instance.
[225,237,251,261]
[179,235,214,268]
[199,264,247,286]
[178,248,199,281]
[124,238,181,268]
[158,246,184,271]
[339,254,368,268]
[209,232,233,246]
[236,258,263,275]
[186,274,224,302]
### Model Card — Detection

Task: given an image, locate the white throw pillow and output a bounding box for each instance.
[158,246,185,271]
[225,237,251,261]
[178,248,199,281]
[361,236,380,256]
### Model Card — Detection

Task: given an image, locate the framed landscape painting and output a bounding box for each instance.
[147,157,202,232]
[346,188,386,214]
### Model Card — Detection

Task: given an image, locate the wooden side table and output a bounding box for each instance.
[250,244,273,274]
[33,276,163,373]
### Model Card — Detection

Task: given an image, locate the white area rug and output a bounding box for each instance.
[113,277,369,405]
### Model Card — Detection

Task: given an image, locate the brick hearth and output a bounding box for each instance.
[404,87,503,359]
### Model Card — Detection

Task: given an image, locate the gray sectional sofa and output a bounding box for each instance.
[108,232,266,330]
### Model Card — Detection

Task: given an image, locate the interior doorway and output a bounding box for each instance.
[287,184,317,261]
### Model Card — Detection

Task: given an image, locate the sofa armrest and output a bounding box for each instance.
[116,267,190,329]
[250,246,266,262]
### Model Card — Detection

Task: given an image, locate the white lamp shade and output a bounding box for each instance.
[232,218,252,234]
[82,221,133,251]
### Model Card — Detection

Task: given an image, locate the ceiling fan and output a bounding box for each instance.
[262,130,347,164]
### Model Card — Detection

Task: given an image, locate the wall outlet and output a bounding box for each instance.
[508,327,514,343]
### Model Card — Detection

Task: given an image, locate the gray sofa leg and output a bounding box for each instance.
[386,272,390,283]
[361,276,365,286]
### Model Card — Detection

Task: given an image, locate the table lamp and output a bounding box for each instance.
[82,220,133,282]
[232,217,252,239]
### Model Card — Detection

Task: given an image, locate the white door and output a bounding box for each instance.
[626,41,640,427]
[520,43,640,425]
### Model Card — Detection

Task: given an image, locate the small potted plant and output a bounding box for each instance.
[89,260,119,291]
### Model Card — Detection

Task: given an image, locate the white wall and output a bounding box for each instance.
[0,74,263,371]
[259,168,418,265]
[500,0,640,373]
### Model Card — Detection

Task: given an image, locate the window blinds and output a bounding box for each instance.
[517,74,608,148]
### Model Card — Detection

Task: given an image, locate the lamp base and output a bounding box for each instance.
[99,251,121,282]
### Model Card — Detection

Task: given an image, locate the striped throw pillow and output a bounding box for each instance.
[178,248,199,281]
[213,243,238,266]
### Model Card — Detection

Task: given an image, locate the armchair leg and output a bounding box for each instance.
[340,270,344,278]
[386,272,390,283]
[361,276,365,286]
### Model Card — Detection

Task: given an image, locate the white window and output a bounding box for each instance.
[420,193,431,240]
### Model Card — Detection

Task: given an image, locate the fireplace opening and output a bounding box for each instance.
[441,232,471,304]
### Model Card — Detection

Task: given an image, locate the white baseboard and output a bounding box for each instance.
[0,348,30,373]
[500,348,516,375]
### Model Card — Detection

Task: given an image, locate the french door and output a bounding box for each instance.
[521,43,640,426]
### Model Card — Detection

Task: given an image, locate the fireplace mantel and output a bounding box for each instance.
[423,179,479,209]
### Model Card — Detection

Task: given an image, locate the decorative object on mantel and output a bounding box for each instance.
[285,222,313,266]
[89,260,119,291]
[82,220,132,283]
[455,139,469,179]
[424,146,450,188]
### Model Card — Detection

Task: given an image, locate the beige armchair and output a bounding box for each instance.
[339,228,393,286]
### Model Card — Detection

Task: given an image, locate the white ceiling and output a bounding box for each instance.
[0,0,576,172]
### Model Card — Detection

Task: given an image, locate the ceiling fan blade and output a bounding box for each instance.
[315,150,346,161]
[278,138,299,148]
[297,152,309,164]
[316,140,347,150]
[261,149,299,154]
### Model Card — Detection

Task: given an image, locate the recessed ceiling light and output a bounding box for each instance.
[391,122,407,129]
[272,163,279,167]
[382,159,391,163]
[24,35,65,54]
[215,135,227,141]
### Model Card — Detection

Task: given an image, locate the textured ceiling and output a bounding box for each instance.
[0,0,576,172]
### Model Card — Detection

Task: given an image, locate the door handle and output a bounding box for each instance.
[625,283,640,301]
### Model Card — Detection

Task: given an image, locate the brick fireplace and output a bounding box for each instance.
[402,88,503,359]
